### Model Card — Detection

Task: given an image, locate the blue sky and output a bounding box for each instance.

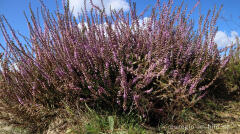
[0,0,240,49]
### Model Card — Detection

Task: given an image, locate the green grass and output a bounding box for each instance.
[1,96,240,134]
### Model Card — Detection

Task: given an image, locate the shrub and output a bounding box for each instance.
[223,37,240,97]
[0,0,229,131]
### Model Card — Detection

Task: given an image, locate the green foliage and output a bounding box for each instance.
[59,103,146,134]
[224,37,240,96]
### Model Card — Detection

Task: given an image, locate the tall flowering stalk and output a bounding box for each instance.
[0,0,229,126]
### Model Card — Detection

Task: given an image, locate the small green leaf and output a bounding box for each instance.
[108,116,115,132]
[66,128,72,133]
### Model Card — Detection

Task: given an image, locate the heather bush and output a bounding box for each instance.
[0,0,229,131]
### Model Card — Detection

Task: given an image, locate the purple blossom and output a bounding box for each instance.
[172,70,179,79]
[16,95,24,105]
[32,82,37,96]
[144,88,153,94]
[55,68,66,77]
[98,86,108,96]
[183,73,191,86]
[133,94,140,108]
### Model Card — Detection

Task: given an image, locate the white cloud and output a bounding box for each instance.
[69,0,130,16]
[78,21,125,34]
[78,22,88,30]
[214,31,240,47]
[77,17,153,37]
[139,17,151,27]
[139,17,153,29]
[0,62,19,72]
[130,17,154,32]
[9,62,19,71]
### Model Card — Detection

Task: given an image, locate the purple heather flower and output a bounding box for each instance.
[183,73,191,86]
[16,95,24,105]
[160,66,168,75]
[32,82,37,96]
[133,94,140,107]
[67,63,74,73]
[172,70,179,79]
[144,88,153,94]
[55,68,66,77]
[98,86,108,96]
[79,98,85,101]
[189,80,197,95]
